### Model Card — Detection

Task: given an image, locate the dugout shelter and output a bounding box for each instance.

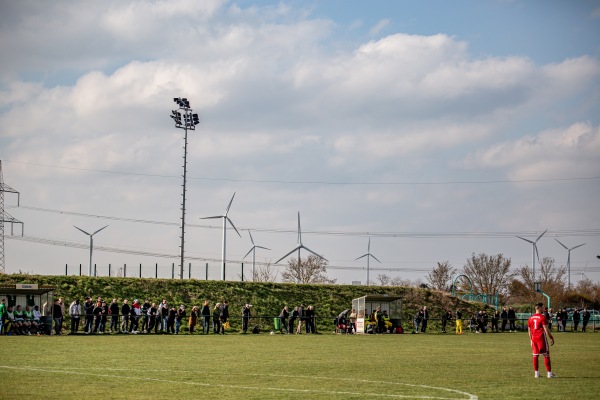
[352,294,402,333]
[0,283,55,332]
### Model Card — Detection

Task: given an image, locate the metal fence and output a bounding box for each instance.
[65,263,255,281]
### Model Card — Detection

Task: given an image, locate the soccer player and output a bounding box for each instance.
[528,302,556,378]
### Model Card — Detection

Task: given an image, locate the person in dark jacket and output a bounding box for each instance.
[507,307,516,332]
[289,306,298,334]
[305,305,316,334]
[582,308,591,332]
[242,304,252,334]
[167,307,176,333]
[218,301,229,335]
[441,310,452,333]
[296,304,305,334]
[201,300,211,334]
[491,310,500,333]
[109,299,119,333]
[500,307,508,332]
[83,297,94,334]
[92,301,103,333]
[420,306,429,333]
[120,299,131,333]
[52,299,63,335]
[572,309,581,331]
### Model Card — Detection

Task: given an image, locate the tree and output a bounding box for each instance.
[281,255,336,284]
[513,257,566,305]
[463,253,514,300]
[426,261,456,291]
[251,262,278,283]
[377,274,391,286]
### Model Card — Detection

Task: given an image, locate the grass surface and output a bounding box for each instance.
[1,331,598,399]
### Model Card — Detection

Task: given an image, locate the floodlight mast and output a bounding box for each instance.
[171,97,200,279]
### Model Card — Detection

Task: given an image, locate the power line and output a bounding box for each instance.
[7,205,600,239]
[4,159,600,186]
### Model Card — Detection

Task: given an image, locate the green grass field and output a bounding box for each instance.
[1,331,598,399]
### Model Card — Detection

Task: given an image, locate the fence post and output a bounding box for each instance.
[188,263,191,279]
[79,264,82,276]
[124,264,127,278]
[172,263,174,279]
[206,263,208,280]
[65,264,68,276]
[108,264,111,277]
[94,264,97,277]
[241,263,244,282]
[140,263,142,278]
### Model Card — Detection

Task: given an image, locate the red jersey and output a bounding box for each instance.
[528,313,547,340]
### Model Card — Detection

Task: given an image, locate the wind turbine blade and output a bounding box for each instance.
[534,229,548,243]
[227,217,242,238]
[275,246,301,264]
[535,244,540,264]
[225,192,236,215]
[355,254,369,261]
[255,246,271,251]
[370,254,382,263]
[248,230,255,245]
[516,236,534,244]
[243,247,254,260]
[367,237,371,251]
[571,243,586,250]
[301,245,328,261]
[200,215,223,220]
[92,225,109,235]
[74,226,91,236]
[554,238,568,250]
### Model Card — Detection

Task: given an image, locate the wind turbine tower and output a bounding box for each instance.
[201,193,241,281]
[516,230,547,284]
[243,230,270,281]
[555,239,585,289]
[355,237,381,286]
[275,212,327,264]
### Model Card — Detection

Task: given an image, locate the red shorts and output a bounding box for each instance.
[531,337,549,356]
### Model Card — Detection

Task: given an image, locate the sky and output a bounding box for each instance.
[1,0,599,285]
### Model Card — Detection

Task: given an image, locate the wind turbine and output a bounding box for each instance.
[555,239,585,289]
[243,230,270,281]
[201,192,241,281]
[275,212,327,264]
[355,237,381,286]
[576,262,589,281]
[74,225,108,277]
[516,229,547,283]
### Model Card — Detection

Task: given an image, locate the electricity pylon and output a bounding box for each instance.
[0,161,24,273]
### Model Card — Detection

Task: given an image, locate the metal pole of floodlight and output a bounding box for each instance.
[171,97,200,279]
[74,225,108,277]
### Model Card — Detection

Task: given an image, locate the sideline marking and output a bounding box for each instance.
[0,365,478,399]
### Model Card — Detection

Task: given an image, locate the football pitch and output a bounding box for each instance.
[1,332,598,399]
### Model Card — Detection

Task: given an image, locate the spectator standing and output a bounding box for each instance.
[212,303,221,334]
[167,307,176,334]
[242,303,252,334]
[296,304,305,334]
[278,306,289,334]
[455,308,463,335]
[413,308,423,334]
[374,306,384,334]
[560,309,568,332]
[582,308,591,332]
[58,297,65,334]
[188,306,198,334]
[219,301,229,335]
[441,310,452,333]
[175,305,186,334]
[92,301,103,333]
[528,302,556,378]
[491,310,500,333]
[508,307,517,332]
[130,300,141,334]
[99,301,108,333]
[289,306,298,334]
[572,309,580,332]
[556,309,563,332]
[149,302,158,333]
[305,305,315,334]
[108,299,119,333]
[141,299,151,332]
[121,299,131,333]
[421,306,429,333]
[83,297,94,334]
[69,300,81,334]
[500,307,508,332]
[201,300,211,334]
[348,308,357,334]
[160,300,169,333]
[53,299,63,335]
[547,308,554,331]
